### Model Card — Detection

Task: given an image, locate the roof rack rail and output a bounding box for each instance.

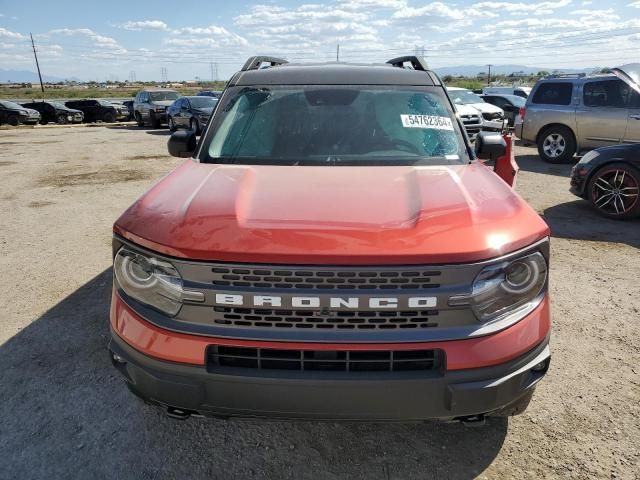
[386,56,429,71]
[544,73,587,79]
[241,56,288,72]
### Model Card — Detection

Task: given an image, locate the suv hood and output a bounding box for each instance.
[611,63,640,94]
[151,100,175,107]
[468,102,503,115]
[454,104,480,116]
[114,162,548,264]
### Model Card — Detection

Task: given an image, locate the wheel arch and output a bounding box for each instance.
[536,123,577,148]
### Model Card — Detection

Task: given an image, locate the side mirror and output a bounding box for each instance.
[168,130,197,158]
[475,131,507,160]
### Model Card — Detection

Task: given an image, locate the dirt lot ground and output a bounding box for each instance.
[0,126,638,480]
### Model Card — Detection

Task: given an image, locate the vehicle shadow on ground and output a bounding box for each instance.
[541,199,640,248]
[516,154,577,178]
[107,125,169,134]
[0,269,508,480]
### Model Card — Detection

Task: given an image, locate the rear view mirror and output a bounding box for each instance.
[168,130,197,158]
[475,131,507,160]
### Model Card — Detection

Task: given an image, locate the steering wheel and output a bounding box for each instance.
[390,138,422,155]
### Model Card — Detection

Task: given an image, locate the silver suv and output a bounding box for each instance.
[133,88,180,128]
[517,64,640,163]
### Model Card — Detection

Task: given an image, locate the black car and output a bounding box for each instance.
[64,99,129,123]
[481,94,526,127]
[167,96,217,135]
[0,100,41,126]
[21,101,84,124]
[197,90,222,99]
[570,144,640,219]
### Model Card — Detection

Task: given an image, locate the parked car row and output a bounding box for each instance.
[0,98,132,126]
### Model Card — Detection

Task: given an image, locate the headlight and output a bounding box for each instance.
[114,247,202,315]
[450,248,548,323]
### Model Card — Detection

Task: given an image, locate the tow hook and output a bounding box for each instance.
[459,415,486,427]
[166,407,191,420]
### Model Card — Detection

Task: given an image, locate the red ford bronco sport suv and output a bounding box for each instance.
[109,56,551,422]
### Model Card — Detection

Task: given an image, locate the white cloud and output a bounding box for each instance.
[628,1,640,7]
[0,27,26,40]
[471,0,572,15]
[48,28,121,49]
[117,20,169,31]
[569,8,620,19]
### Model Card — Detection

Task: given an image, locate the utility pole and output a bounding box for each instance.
[129,70,136,83]
[214,62,218,82]
[336,44,340,62]
[160,67,168,84]
[414,45,425,57]
[487,64,493,85]
[30,33,45,101]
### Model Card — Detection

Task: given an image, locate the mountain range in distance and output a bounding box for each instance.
[432,64,599,76]
[0,69,82,83]
[1,64,601,84]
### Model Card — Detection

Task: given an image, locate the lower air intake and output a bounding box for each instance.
[207,346,443,373]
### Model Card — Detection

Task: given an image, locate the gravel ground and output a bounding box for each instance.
[0,126,638,480]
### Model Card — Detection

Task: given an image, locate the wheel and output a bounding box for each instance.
[103,111,115,123]
[168,116,177,132]
[56,114,68,125]
[135,112,144,127]
[7,115,19,126]
[40,119,49,125]
[537,126,576,164]
[190,118,199,135]
[587,163,640,219]
[150,111,161,129]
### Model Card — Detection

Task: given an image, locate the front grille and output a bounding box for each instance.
[211,266,441,290]
[213,307,439,330]
[207,346,443,372]
[461,114,482,127]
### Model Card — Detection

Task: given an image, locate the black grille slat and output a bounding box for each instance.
[208,346,442,373]
[216,307,439,330]
[211,266,441,290]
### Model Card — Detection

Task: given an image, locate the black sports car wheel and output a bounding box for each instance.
[588,163,640,219]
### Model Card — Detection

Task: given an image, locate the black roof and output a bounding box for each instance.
[231,62,441,87]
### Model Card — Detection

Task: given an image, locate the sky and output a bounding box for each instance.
[0,0,639,81]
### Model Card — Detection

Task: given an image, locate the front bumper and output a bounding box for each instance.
[481,118,504,131]
[110,330,549,421]
[570,165,589,198]
[109,289,551,421]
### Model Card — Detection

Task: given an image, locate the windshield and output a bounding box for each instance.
[502,95,526,107]
[0,100,24,109]
[202,86,468,166]
[448,90,484,105]
[99,100,115,106]
[188,96,217,109]
[51,102,67,109]
[149,91,179,102]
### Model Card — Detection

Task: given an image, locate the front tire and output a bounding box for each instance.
[537,126,576,164]
[587,162,640,220]
[150,111,161,128]
[103,111,115,123]
[56,114,68,125]
[135,112,144,127]
[7,115,19,126]
[168,116,177,132]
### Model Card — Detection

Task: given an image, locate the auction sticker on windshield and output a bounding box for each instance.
[400,115,454,130]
